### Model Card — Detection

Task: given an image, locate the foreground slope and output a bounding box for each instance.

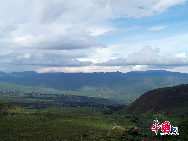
[125,84,188,114]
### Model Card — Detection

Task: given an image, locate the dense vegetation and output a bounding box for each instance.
[0,83,188,140]
[0,90,120,109]
[0,70,188,102]
[125,84,188,114]
[0,106,187,140]
[0,102,27,116]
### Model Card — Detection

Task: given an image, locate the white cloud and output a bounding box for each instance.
[176,53,187,59]
[97,46,188,66]
[149,25,168,31]
[167,66,188,73]
[144,33,188,54]
[0,0,185,50]
[36,66,122,73]
[132,65,148,71]
[152,0,186,13]
[0,49,92,68]
[8,34,106,50]
[0,0,187,71]
[36,65,150,73]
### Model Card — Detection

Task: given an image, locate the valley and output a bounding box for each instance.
[0,74,188,140]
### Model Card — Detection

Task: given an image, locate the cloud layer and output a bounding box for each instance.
[97,46,188,66]
[0,0,187,72]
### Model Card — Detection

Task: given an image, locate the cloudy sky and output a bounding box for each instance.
[0,0,188,73]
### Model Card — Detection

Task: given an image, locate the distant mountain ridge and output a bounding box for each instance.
[0,70,188,102]
[125,84,188,114]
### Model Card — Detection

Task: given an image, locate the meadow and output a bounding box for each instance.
[0,107,187,141]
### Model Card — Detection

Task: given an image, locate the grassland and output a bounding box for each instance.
[0,84,188,140]
[0,107,187,141]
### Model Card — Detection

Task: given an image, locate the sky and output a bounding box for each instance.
[0,0,188,73]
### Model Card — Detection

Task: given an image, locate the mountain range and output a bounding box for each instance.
[0,70,188,102]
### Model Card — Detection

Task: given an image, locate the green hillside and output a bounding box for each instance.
[0,82,64,94]
[125,84,188,114]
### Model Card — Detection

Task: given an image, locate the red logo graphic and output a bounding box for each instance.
[151,118,179,135]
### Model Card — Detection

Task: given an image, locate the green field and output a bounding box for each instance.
[0,83,188,140]
[0,107,187,141]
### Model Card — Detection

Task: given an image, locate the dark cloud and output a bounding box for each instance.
[0,49,92,70]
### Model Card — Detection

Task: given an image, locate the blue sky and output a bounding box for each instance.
[99,3,188,53]
[0,0,188,73]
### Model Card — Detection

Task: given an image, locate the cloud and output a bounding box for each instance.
[97,46,188,66]
[152,0,186,13]
[0,0,185,50]
[0,49,92,69]
[36,65,148,73]
[6,34,106,50]
[149,25,168,31]
[0,0,187,71]
[167,66,188,73]
[102,25,139,36]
